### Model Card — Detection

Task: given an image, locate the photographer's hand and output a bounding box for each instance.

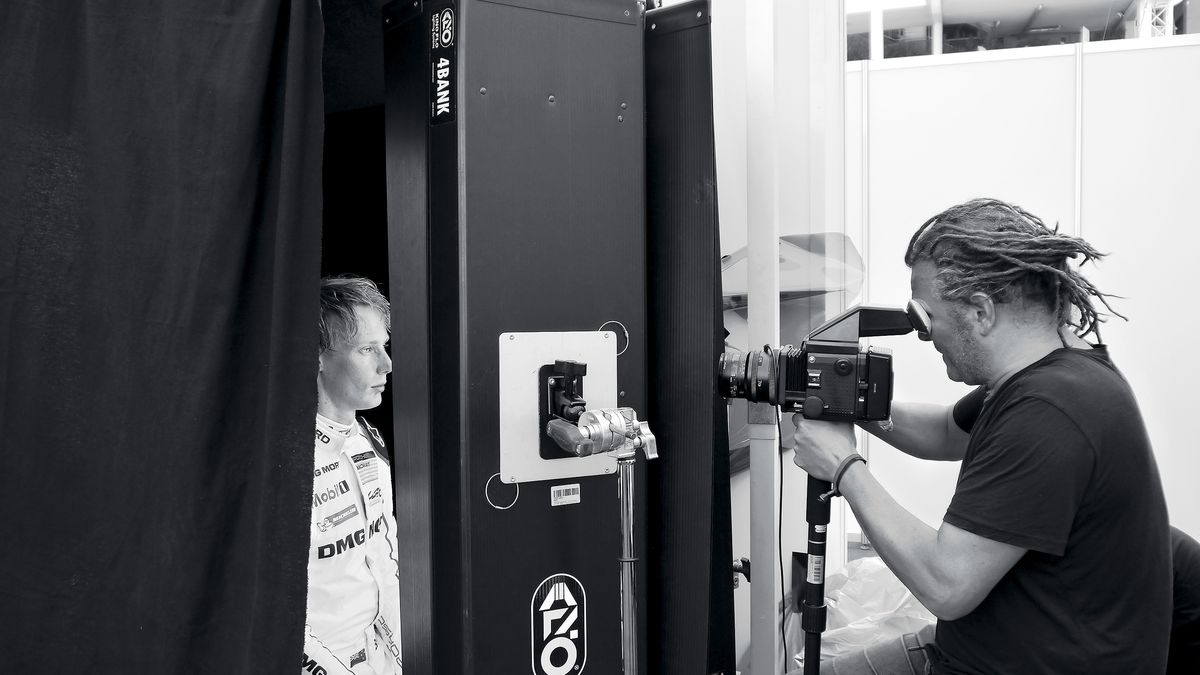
[791,415,857,481]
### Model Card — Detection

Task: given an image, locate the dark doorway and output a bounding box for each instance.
[322,104,393,454]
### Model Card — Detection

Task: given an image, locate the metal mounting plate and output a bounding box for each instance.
[498,331,618,483]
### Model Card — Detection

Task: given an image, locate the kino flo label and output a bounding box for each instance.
[531,573,587,675]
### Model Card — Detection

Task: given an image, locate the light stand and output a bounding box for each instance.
[547,407,657,675]
[801,475,833,674]
[617,450,640,674]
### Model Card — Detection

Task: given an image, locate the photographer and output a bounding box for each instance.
[791,198,1172,674]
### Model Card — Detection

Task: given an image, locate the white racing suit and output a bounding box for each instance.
[303,415,402,675]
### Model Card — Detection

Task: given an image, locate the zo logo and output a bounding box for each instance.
[439,8,454,48]
[531,573,586,675]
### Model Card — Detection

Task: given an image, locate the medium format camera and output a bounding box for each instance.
[717,303,929,422]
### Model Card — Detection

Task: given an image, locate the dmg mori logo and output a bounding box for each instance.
[531,573,586,675]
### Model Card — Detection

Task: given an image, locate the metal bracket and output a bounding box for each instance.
[498,331,618,483]
[747,401,778,426]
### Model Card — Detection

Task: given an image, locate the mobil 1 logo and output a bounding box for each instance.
[429,2,456,124]
[531,573,587,675]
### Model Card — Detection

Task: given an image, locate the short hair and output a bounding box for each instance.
[904,198,1123,340]
[319,275,391,352]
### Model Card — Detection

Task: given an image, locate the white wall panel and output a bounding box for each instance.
[1079,39,1200,537]
[861,52,1078,528]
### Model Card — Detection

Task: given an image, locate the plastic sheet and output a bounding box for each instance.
[787,556,936,669]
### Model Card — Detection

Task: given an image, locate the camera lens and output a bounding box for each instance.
[744,350,773,403]
[717,349,776,404]
[717,351,749,399]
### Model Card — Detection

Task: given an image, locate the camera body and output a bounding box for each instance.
[718,304,926,421]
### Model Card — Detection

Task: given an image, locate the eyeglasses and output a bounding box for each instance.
[906,299,932,342]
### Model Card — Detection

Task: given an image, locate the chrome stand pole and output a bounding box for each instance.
[617,454,638,675]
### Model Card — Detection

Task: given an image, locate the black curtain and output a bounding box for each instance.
[0,0,324,671]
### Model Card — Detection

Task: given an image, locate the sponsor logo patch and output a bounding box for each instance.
[317,515,387,559]
[301,653,327,675]
[354,452,379,484]
[316,503,360,532]
[312,480,350,508]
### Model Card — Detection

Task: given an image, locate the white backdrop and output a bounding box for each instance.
[845,36,1200,539]
[1077,39,1200,536]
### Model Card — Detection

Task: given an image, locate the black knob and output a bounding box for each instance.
[803,396,825,419]
[555,359,587,377]
[834,358,853,376]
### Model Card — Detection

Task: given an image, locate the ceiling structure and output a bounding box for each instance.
[845,0,1139,36]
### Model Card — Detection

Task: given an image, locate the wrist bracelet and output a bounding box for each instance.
[818,454,867,502]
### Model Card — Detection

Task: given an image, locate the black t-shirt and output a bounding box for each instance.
[933,346,1172,674]
[1169,526,1200,674]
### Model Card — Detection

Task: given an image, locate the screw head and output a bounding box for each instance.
[480,87,487,95]
[651,23,656,30]
[624,9,630,16]
[620,102,627,109]
[617,115,624,122]
[508,334,514,340]
[548,95,555,103]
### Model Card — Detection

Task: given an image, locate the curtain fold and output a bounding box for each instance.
[0,0,324,670]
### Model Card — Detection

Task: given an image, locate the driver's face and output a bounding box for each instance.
[317,305,392,422]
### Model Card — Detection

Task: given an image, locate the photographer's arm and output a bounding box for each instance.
[856,401,968,461]
[793,417,1022,621]
[836,461,1025,620]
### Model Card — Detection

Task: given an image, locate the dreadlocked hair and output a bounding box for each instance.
[904,198,1124,342]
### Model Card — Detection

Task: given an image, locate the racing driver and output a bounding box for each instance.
[303,275,402,674]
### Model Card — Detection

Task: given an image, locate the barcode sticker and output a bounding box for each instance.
[806,554,825,585]
[551,484,581,506]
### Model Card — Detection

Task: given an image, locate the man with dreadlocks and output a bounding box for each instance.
[792,198,1172,674]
